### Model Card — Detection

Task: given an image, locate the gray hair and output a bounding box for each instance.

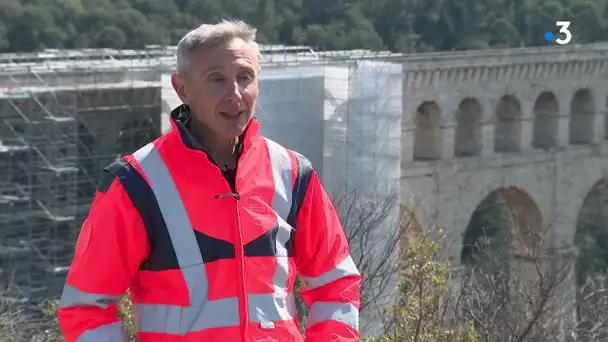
[175,19,261,75]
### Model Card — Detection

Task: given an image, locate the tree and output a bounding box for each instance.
[575,274,608,341]
[332,187,404,331]
[2,0,608,53]
[454,234,576,341]
[573,179,608,341]
[370,232,478,342]
[0,284,61,342]
[295,187,406,334]
[369,194,608,342]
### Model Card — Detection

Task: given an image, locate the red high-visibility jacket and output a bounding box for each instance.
[57,105,361,342]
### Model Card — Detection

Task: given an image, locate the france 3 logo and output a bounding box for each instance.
[544,21,572,45]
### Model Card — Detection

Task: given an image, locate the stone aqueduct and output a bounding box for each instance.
[397,43,608,272]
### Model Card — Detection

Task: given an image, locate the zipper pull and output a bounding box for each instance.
[215,192,240,200]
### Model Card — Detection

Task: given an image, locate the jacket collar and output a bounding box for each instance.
[169,104,260,153]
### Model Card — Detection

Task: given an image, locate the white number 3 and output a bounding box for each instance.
[556,21,572,45]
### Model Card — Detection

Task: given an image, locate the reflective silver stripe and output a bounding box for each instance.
[300,255,360,290]
[76,321,128,342]
[60,285,128,341]
[249,138,296,324]
[307,302,359,331]
[265,138,293,232]
[134,297,239,333]
[248,292,297,322]
[132,143,239,333]
[133,143,204,269]
[59,283,122,309]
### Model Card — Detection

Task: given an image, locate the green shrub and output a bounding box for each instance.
[368,236,478,342]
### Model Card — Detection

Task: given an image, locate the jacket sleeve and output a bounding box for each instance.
[293,169,362,341]
[57,170,150,342]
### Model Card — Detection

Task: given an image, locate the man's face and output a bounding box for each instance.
[172,38,259,140]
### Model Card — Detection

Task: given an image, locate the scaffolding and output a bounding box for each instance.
[0,89,79,298]
[0,56,163,301]
[342,60,402,199]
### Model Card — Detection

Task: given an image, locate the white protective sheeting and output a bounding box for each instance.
[160,74,181,133]
[257,61,402,199]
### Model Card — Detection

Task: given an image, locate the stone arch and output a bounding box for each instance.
[569,88,595,145]
[494,95,522,153]
[455,97,483,157]
[413,101,442,160]
[574,178,608,287]
[461,186,543,265]
[532,91,559,149]
[460,187,543,321]
[573,178,608,330]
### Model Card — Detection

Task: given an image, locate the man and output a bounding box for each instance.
[57,19,361,341]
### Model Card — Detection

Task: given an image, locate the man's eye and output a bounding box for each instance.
[238,74,253,81]
[208,73,225,82]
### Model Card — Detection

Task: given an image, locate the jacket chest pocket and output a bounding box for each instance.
[241,196,277,228]
[241,196,295,258]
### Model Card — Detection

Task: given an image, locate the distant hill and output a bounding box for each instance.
[1,0,607,53]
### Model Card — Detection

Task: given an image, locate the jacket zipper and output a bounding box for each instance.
[230,174,251,341]
[234,197,251,340]
[198,139,251,340]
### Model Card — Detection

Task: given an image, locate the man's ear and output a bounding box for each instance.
[171,73,189,104]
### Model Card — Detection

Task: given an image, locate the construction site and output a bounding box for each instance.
[0,52,164,301]
[0,46,403,303]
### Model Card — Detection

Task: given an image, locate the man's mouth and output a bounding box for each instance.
[220,111,243,118]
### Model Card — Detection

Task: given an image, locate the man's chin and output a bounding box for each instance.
[220,122,249,139]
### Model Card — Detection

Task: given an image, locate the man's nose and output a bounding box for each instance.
[226,81,244,102]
